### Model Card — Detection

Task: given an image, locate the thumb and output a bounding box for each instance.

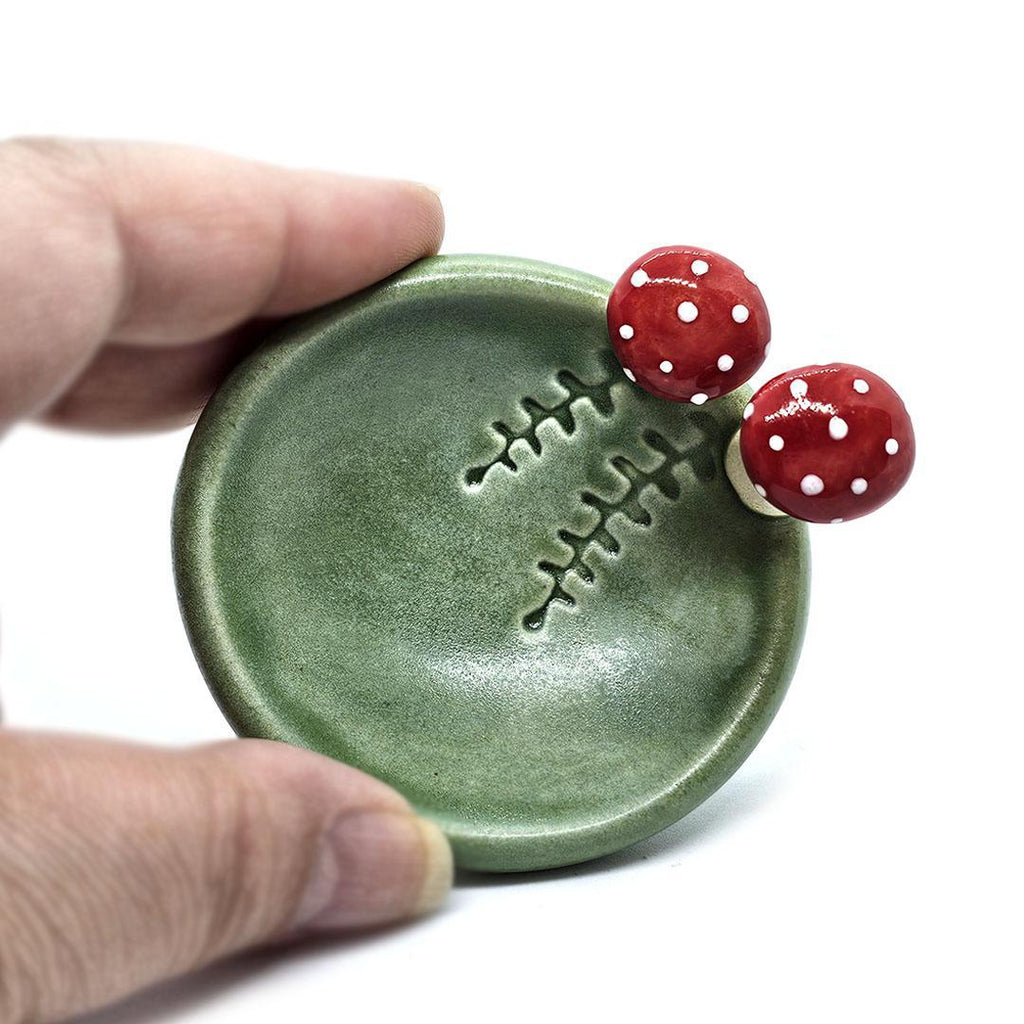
[0,733,452,1022]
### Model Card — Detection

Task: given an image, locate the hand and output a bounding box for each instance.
[0,139,452,1022]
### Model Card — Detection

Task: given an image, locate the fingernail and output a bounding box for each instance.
[410,816,454,915]
[295,810,453,932]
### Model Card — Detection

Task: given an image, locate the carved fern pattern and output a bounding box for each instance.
[522,425,717,631]
[464,355,620,487]
[461,364,719,632]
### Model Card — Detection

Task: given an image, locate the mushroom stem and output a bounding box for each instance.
[724,428,789,518]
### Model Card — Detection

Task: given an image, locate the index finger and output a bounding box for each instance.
[0,138,444,428]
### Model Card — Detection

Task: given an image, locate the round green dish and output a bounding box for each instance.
[173,254,810,872]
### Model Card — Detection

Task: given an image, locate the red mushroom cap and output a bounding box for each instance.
[607,246,770,403]
[739,363,915,523]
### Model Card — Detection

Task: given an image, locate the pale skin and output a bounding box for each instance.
[0,139,453,1022]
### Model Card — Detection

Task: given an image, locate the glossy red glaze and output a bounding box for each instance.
[739,363,915,523]
[607,246,770,403]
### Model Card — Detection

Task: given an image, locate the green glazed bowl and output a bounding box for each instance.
[173,254,810,872]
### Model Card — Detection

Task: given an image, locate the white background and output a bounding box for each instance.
[2,2,1021,1021]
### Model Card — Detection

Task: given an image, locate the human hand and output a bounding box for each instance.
[0,139,452,1022]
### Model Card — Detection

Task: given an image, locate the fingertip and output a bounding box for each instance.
[258,170,446,317]
[215,740,453,935]
[292,808,453,934]
[407,180,445,253]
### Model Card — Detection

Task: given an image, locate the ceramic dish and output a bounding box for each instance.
[173,254,809,872]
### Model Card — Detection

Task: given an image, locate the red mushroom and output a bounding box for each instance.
[739,363,915,523]
[607,246,770,403]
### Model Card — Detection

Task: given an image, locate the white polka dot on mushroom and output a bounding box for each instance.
[743,403,754,420]
[754,484,767,498]
[850,477,868,495]
[831,518,844,524]
[677,301,698,323]
[659,360,673,373]
[829,416,849,440]
[717,354,734,372]
[790,378,808,399]
[769,434,785,451]
[691,259,709,276]
[623,368,636,382]
[630,269,649,288]
[800,474,824,496]
[731,304,749,324]
[618,324,634,340]
[853,378,870,394]
[690,393,708,405]
[885,438,900,455]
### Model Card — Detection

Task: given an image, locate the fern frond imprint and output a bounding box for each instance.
[522,422,718,632]
[464,357,619,488]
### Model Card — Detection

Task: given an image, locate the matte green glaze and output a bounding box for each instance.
[173,255,810,872]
